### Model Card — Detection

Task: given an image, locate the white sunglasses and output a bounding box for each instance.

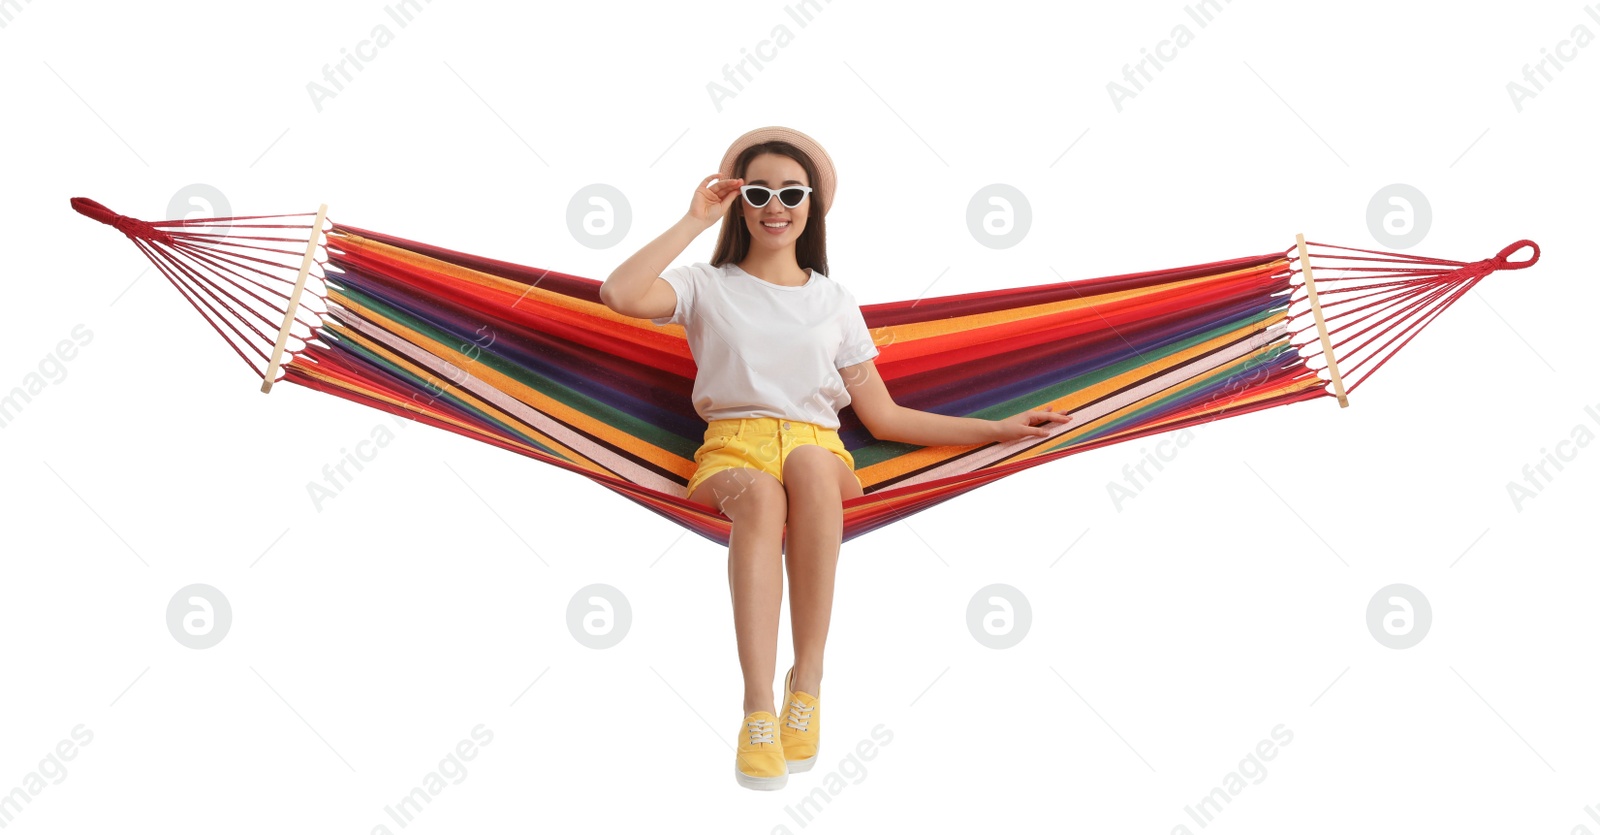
[740,184,813,209]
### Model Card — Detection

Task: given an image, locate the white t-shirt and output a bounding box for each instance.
[652,261,880,430]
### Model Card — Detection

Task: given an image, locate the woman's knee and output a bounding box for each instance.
[782,444,852,497]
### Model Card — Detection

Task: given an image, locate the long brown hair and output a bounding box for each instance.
[709,140,829,278]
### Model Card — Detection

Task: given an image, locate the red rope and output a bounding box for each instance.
[1279,238,1540,393]
[75,199,330,376]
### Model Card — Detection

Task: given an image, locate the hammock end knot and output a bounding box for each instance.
[71,197,175,245]
[1487,239,1539,272]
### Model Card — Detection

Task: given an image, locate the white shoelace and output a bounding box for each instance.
[746,717,776,746]
[785,699,814,733]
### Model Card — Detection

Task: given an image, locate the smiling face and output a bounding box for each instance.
[739,152,811,251]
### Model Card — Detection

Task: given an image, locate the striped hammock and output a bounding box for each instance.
[70,198,1539,546]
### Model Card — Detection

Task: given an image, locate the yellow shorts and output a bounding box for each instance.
[685,417,860,500]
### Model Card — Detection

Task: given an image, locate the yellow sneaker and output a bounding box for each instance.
[735,711,788,790]
[780,667,820,771]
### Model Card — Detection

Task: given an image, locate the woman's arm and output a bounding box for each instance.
[600,174,742,319]
[840,359,1072,446]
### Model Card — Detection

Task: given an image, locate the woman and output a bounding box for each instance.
[601,126,1072,790]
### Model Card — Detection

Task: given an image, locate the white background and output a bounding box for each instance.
[2,1,1596,832]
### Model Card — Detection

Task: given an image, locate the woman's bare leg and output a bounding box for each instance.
[690,467,788,716]
[780,446,864,696]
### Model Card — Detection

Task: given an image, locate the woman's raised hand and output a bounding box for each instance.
[992,407,1074,442]
[687,173,744,228]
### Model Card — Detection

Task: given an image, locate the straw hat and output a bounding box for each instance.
[718,126,837,216]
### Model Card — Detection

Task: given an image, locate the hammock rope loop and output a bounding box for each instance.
[71,197,175,245]
[1489,239,1539,271]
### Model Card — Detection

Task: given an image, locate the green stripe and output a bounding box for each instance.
[850,305,1288,468]
[335,285,700,458]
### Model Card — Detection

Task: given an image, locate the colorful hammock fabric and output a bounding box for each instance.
[70,197,1540,547]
